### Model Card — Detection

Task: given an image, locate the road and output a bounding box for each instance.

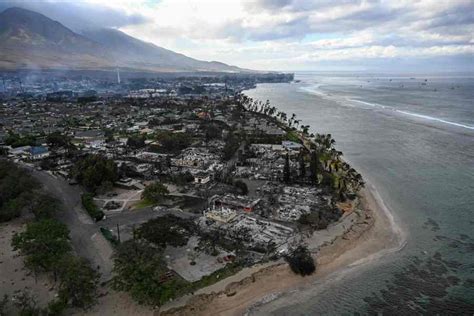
[25,166,114,282]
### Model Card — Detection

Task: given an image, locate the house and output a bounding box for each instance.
[194,171,211,184]
[74,130,105,148]
[282,141,303,151]
[29,146,49,160]
[74,130,104,140]
[210,194,261,213]
[9,145,31,158]
[204,206,237,223]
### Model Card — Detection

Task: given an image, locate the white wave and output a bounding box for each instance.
[300,85,326,97]
[300,84,474,131]
[395,110,474,130]
[348,98,388,109]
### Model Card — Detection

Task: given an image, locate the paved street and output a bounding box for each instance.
[25,166,114,282]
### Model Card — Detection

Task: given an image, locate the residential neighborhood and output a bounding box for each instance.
[0,72,366,314]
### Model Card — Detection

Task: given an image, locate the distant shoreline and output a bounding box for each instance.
[157,170,404,316]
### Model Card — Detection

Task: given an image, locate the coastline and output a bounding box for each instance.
[158,180,405,316]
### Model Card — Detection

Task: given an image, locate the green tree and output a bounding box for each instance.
[12,219,71,273]
[126,134,146,149]
[222,132,240,161]
[11,290,42,316]
[72,154,118,192]
[204,124,222,141]
[297,206,342,230]
[299,152,306,178]
[155,132,191,152]
[5,132,36,148]
[285,245,315,276]
[137,215,196,248]
[0,294,9,316]
[104,129,115,143]
[29,194,60,220]
[46,132,71,149]
[81,193,104,221]
[0,161,39,222]
[309,151,320,184]
[112,240,186,306]
[141,182,169,204]
[234,180,248,195]
[283,153,291,184]
[56,255,100,309]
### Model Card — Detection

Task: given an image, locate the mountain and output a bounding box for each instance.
[0,7,245,73]
[80,28,243,73]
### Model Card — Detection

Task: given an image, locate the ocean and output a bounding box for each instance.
[244,72,474,315]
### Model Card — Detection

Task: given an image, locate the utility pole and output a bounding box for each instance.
[116,223,121,243]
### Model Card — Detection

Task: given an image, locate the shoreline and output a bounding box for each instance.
[158,180,405,315]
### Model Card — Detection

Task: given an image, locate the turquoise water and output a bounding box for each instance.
[244,72,474,315]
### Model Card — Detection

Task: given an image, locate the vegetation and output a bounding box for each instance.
[55,255,100,309]
[223,131,240,161]
[5,132,36,148]
[133,199,154,209]
[10,290,42,316]
[29,194,60,220]
[283,153,291,183]
[0,294,8,315]
[12,219,71,274]
[239,93,365,201]
[155,131,192,152]
[126,134,146,149]
[285,245,316,276]
[100,227,119,246]
[112,240,187,306]
[298,207,342,230]
[233,179,248,195]
[72,154,118,192]
[137,214,196,248]
[112,239,243,307]
[299,152,306,178]
[0,161,39,222]
[168,171,194,185]
[46,131,73,149]
[141,182,169,204]
[81,193,104,221]
[312,133,364,201]
[2,159,100,311]
[285,130,300,143]
[12,218,100,311]
[203,123,222,141]
[309,151,320,183]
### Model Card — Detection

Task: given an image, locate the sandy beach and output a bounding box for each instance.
[158,182,405,316]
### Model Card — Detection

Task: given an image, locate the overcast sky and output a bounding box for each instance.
[2,0,473,72]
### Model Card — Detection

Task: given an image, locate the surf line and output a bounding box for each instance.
[396,110,474,131]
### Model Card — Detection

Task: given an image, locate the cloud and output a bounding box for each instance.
[1,0,472,71]
[0,0,149,31]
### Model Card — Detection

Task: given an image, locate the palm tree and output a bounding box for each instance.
[301,125,310,135]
